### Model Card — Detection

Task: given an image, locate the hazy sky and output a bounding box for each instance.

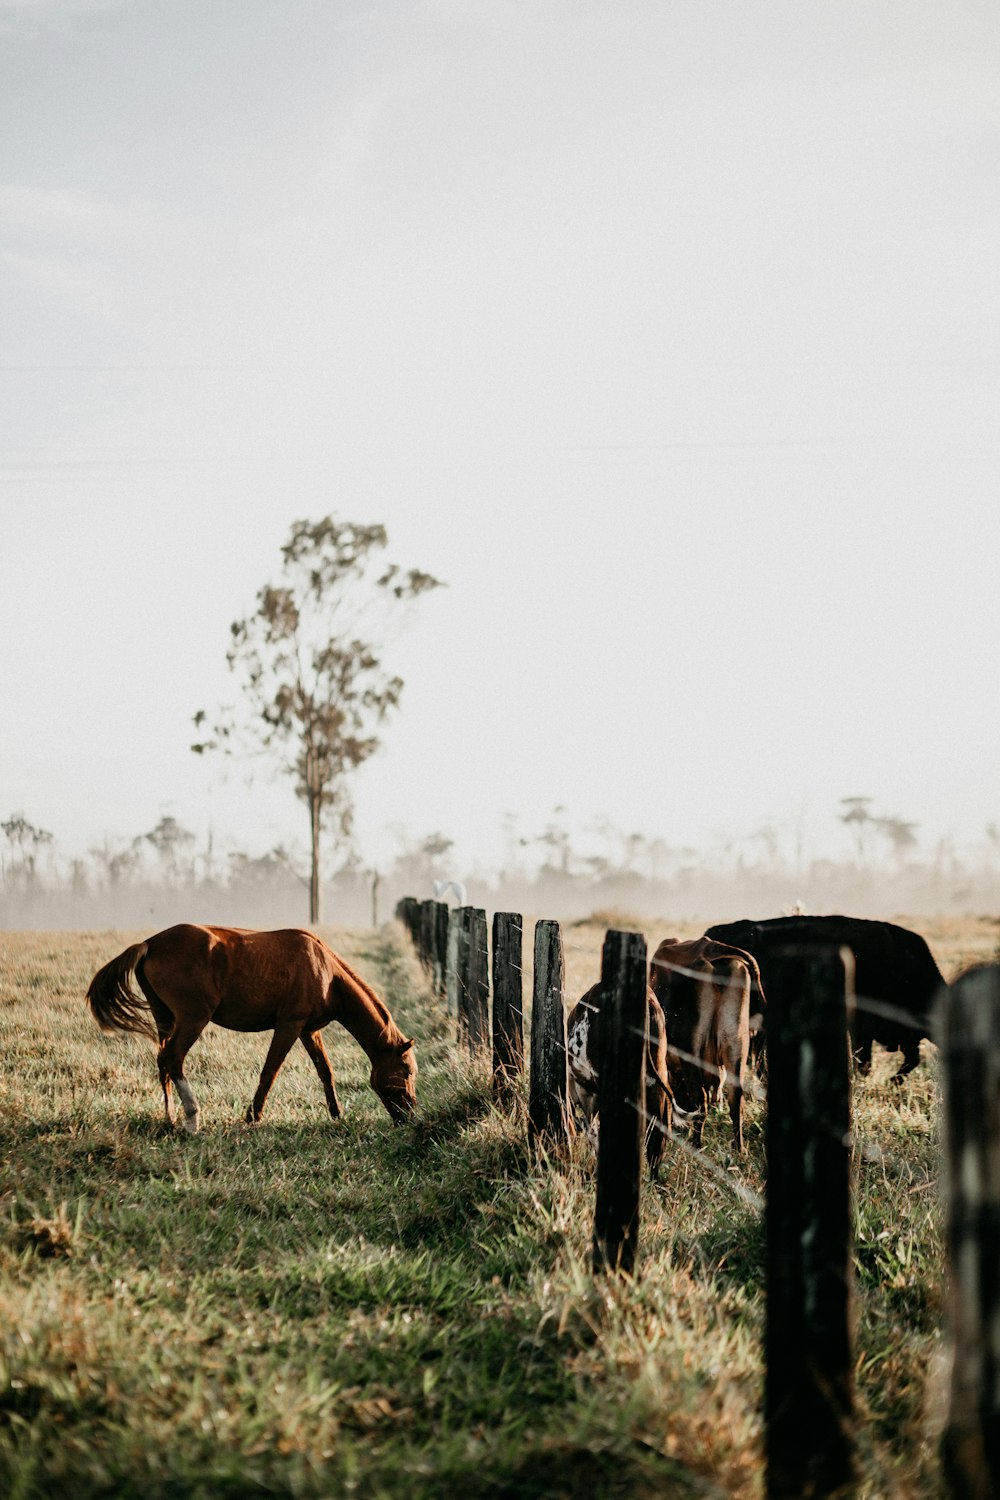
[2,0,998,878]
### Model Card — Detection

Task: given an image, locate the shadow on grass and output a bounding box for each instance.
[683,1209,766,1294]
[447,1439,722,1500]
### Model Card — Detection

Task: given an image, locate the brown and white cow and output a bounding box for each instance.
[566,982,673,1173]
[649,937,764,1153]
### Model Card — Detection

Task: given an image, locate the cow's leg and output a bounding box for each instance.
[247,1022,303,1124]
[892,1035,922,1084]
[690,1091,707,1150]
[725,1071,744,1153]
[645,1074,672,1175]
[300,1030,342,1119]
[644,1088,663,1175]
[159,1015,210,1134]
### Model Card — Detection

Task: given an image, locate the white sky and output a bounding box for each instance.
[2,0,998,877]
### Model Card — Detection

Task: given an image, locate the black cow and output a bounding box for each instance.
[705,915,946,1080]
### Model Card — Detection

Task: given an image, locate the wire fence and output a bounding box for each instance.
[396,894,997,1498]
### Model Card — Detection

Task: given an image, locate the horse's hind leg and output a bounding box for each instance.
[159,1015,210,1134]
[300,1031,342,1119]
[247,1022,303,1124]
[137,961,177,1126]
[157,1039,173,1125]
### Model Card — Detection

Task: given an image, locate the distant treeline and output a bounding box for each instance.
[2,811,999,929]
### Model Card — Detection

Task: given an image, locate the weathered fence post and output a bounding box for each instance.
[528,920,571,1149]
[395,896,416,943]
[492,912,524,1102]
[420,900,437,979]
[467,907,490,1056]
[940,962,1000,1500]
[765,945,857,1499]
[446,906,463,1024]
[423,899,445,996]
[592,929,647,1277]
[451,906,472,1044]
[434,902,450,1001]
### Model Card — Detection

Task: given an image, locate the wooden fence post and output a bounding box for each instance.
[940,961,1000,1499]
[452,906,472,1044]
[395,896,416,942]
[416,900,431,984]
[424,899,444,995]
[434,902,450,1001]
[765,945,857,1499]
[528,920,571,1149]
[592,929,647,1277]
[467,907,490,1056]
[492,912,524,1102]
[446,907,463,1023]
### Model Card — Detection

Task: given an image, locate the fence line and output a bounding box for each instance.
[395,896,986,1498]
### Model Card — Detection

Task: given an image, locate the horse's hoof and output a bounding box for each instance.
[182,1112,201,1135]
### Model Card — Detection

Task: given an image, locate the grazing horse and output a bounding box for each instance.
[86,924,417,1133]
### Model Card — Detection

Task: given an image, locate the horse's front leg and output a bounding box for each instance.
[247,1023,302,1124]
[300,1030,342,1119]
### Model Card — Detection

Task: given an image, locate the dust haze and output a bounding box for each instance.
[4,811,998,933]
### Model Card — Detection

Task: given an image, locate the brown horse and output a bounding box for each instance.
[86,924,417,1133]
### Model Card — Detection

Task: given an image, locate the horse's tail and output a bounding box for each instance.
[86,941,158,1041]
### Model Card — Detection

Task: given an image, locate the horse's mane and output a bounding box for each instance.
[332,950,407,1046]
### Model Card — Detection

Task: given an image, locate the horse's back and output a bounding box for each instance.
[147,924,323,966]
[142,925,336,1031]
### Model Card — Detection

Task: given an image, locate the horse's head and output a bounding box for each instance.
[370,1037,418,1123]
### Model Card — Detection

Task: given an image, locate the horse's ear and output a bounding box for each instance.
[399,1038,415,1054]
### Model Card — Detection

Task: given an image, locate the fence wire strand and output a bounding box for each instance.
[399,905,949,1491]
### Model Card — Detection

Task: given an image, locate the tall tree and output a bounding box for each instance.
[874,815,918,861]
[140,815,197,885]
[192,516,442,923]
[1,813,54,890]
[839,795,874,864]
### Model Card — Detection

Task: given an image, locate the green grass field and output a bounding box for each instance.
[1,915,994,1497]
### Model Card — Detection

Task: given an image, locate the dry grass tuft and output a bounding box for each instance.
[17,1202,83,1259]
